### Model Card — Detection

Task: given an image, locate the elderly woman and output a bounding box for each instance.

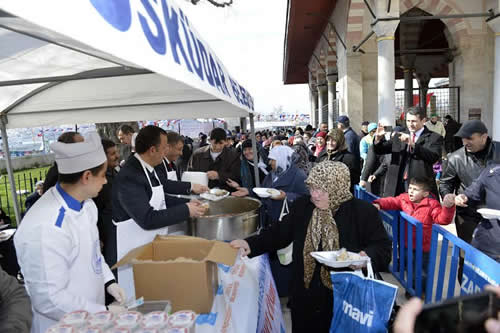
[231,162,391,332]
[226,139,271,197]
[317,128,360,193]
[313,131,326,159]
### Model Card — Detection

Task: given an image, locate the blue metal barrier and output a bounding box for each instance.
[425,225,500,304]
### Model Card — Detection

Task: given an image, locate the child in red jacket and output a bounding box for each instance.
[373,177,456,277]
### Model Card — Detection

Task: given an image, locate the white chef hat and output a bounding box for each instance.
[50,132,106,174]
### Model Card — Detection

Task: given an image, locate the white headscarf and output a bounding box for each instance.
[268,145,294,181]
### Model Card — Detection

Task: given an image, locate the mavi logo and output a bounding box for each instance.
[89,0,132,31]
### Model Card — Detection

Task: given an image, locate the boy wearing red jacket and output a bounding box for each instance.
[373,177,456,275]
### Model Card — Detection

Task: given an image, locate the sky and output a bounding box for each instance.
[176,0,309,115]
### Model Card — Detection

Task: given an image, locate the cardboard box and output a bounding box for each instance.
[113,235,238,313]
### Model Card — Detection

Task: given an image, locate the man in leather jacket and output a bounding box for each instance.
[440,120,500,245]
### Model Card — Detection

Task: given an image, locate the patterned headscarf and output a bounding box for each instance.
[326,128,347,153]
[268,145,294,180]
[303,161,353,289]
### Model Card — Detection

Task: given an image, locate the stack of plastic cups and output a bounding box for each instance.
[60,310,89,330]
[166,311,197,333]
[111,311,143,332]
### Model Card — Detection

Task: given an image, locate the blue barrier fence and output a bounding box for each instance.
[354,185,500,303]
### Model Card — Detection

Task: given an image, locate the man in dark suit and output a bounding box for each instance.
[155,131,184,182]
[373,106,442,197]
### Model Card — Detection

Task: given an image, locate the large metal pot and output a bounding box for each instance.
[190,196,261,240]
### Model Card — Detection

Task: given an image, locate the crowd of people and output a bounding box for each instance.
[0,109,499,332]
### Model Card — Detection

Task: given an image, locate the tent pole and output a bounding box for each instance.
[0,115,21,224]
[249,113,260,187]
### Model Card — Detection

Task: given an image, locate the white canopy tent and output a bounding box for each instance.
[0,0,260,222]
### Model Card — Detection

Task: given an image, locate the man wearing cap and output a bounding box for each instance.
[360,121,370,137]
[112,126,207,298]
[440,120,500,246]
[337,115,361,163]
[14,133,127,333]
[374,106,442,197]
[425,113,446,138]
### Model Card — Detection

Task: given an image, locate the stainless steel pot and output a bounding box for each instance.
[190,196,261,240]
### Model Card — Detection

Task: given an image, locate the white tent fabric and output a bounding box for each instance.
[0,0,257,222]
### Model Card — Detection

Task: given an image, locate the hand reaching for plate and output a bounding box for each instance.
[271,190,286,200]
[349,251,368,270]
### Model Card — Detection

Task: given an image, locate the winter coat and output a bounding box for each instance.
[373,127,442,197]
[246,197,391,332]
[343,127,361,162]
[373,194,455,252]
[0,267,32,332]
[260,165,309,226]
[188,145,241,191]
[316,149,360,193]
[463,164,500,261]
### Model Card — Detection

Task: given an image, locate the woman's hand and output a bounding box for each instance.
[232,187,249,197]
[226,178,240,189]
[230,239,251,256]
[393,297,423,333]
[349,251,368,270]
[368,175,376,183]
[373,203,381,210]
[271,190,286,200]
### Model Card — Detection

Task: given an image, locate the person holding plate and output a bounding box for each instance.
[230,161,391,332]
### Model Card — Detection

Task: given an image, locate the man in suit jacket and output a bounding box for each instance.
[155,131,186,182]
[373,107,442,197]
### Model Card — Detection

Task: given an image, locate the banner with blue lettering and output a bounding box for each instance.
[330,263,398,333]
[460,249,500,295]
[195,254,285,333]
[0,0,254,113]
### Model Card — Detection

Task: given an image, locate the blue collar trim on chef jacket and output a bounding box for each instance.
[56,182,83,212]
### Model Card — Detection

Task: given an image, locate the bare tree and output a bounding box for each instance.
[95,122,139,143]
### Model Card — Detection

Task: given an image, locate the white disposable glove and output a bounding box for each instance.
[106,283,126,305]
[107,303,127,314]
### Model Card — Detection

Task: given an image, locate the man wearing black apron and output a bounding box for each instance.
[112,126,208,299]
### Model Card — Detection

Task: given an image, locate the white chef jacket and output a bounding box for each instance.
[14,183,115,333]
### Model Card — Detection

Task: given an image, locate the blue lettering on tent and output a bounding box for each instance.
[138,0,166,54]
[90,0,132,31]
[179,10,204,81]
[161,0,193,73]
[229,76,242,104]
[209,53,224,94]
[197,38,215,87]
[217,62,231,97]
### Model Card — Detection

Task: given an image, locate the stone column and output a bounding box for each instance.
[373,20,399,127]
[404,68,414,110]
[327,74,338,129]
[317,84,328,126]
[488,17,500,141]
[310,88,318,128]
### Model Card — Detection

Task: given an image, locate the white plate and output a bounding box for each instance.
[253,187,280,198]
[0,229,16,242]
[477,208,500,220]
[200,189,229,201]
[310,250,369,268]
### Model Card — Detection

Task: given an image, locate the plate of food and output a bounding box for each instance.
[200,188,230,201]
[0,229,15,242]
[477,208,500,220]
[310,248,369,268]
[253,187,281,198]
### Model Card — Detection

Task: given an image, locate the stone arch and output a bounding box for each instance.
[400,0,468,45]
[346,0,366,46]
[327,27,338,74]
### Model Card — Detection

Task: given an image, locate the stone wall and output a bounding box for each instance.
[0,153,54,172]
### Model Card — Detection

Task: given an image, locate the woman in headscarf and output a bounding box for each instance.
[258,145,309,297]
[226,139,271,197]
[313,131,327,159]
[292,135,312,175]
[231,162,391,332]
[317,128,360,193]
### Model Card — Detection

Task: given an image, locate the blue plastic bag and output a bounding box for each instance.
[330,261,397,333]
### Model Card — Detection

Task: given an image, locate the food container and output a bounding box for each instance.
[136,329,160,333]
[181,171,208,186]
[114,311,143,330]
[167,310,196,330]
[46,325,77,333]
[141,311,168,329]
[61,310,89,328]
[88,311,114,329]
[166,328,189,333]
[190,196,260,240]
[79,326,104,333]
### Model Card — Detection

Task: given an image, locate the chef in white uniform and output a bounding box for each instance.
[15,132,127,333]
[112,126,208,299]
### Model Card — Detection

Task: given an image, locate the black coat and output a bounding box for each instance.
[112,155,191,230]
[42,163,58,193]
[361,145,388,197]
[188,145,241,191]
[24,192,41,212]
[316,149,360,193]
[373,127,442,196]
[246,197,391,332]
